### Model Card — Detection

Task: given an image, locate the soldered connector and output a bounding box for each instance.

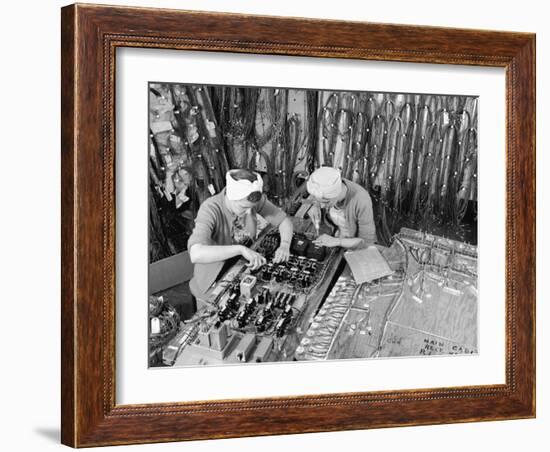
[236,309,249,328]
[275,315,291,337]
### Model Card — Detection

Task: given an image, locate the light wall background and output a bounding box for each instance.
[0,1,546,451]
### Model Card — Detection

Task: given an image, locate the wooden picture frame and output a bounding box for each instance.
[61,3,535,447]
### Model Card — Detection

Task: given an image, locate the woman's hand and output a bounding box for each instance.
[313,234,340,248]
[240,246,267,270]
[272,244,291,263]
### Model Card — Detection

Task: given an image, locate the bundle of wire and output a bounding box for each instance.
[315,91,478,245]
[149,85,478,257]
[148,296,181,349]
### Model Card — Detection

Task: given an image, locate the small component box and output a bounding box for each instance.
[291,235,309,256]
[239,275,257,298]
[306,242,326,261]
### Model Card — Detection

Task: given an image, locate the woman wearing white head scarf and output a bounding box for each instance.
[188,169,293,303]
[306,166,376,249]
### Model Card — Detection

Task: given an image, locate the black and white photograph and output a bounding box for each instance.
[148,83,479,367]
[1,0,543,449]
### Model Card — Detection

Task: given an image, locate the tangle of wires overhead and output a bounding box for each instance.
[315,91,478,245]
[149,84,478,260]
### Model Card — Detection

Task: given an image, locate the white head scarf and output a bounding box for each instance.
[225,170,263,201]
[306,167,342,199]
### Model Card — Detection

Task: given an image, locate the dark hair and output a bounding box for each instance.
[247,191,262,203]
[230,169,259,183]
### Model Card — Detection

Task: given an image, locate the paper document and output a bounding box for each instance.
[344,246,394,284]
